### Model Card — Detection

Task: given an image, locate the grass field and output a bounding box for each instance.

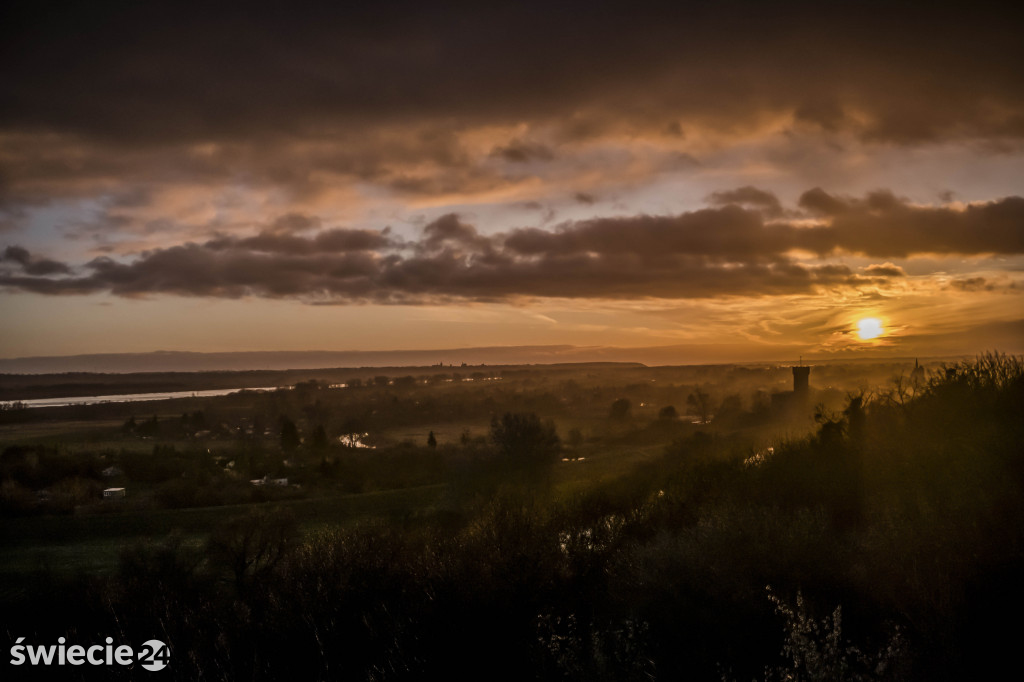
[0,421,667,595]
[0,484,447,598]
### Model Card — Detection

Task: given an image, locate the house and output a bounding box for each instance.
[249,476,288,487]
[103,487,126,499]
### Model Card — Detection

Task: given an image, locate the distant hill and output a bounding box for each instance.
[0,344,799,374]
[4,326,1017,375]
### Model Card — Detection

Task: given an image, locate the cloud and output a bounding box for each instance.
[0,1,1020,222]
[0,246,863,302]
[205,227,393,255]
[490,140,555,163]
[1,245,71,275]
[862,263,907,278]
[266,213,321,234]
[947,277,992,291]
[798,187,850,216]
[421,214,493,252]
[2,0,1021,245]
[799,190,1024,257]
[8,189,1018,303]
[707,186,784,217]
[4,3,1022,147]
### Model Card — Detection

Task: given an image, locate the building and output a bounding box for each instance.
[771,362,812,414]
[103,487,126,499]
[249,476,289,487]
[911,359,925,388]
[793,364,810,395]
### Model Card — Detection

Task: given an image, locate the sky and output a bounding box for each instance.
[2,0,1023,363]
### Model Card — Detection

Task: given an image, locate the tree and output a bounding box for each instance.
[280,416,300,451]
[609,398,632,420]
[687,388,712,424]
[137,414,160,437]
[311,423,328,450]
[208,508,298,589]
[338,417,366,448]
[844,395,866,446]
[658,405,678,420]
[490,412,561,468]
[427,431,437,448]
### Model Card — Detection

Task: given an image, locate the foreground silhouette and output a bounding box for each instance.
[1,353,1021,680]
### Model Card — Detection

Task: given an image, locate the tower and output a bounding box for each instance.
[911,358,925,387]
[792,361,810,395]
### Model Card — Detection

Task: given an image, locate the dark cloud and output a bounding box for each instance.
[798,187,850,216]
[2,1,1020,148]
[0,1,1019,227]
[707,186,783,217]
[267,213,321,234]
[862,263,906,278]
[421,214,493,252]
[793,98,848,133]
[947,277,992,292]
[490,140,555,163]
[6,190,1018,303]
[0,246,861,302]
[205,228,393,255]
[2,246,31,265]
[803,191,1024,258]
[1,245,71,275]
[503,207,781,260]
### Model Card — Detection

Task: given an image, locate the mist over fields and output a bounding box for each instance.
[2,353,1022,680]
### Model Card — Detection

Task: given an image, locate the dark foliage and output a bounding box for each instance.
[279,415,300,451]
[1,354,1021,680]
[608,398,632,420]
[490,412,561,469]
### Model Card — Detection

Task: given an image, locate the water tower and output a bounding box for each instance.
[792,359,810,395]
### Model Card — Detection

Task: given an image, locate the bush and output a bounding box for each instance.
[609,398,632,420]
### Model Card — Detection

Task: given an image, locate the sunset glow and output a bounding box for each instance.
[1,2,1022,364]
[857,318,885,341]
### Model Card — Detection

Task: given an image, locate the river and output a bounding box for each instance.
[15,386,283,409]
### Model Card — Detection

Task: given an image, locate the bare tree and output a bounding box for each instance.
[687,388,713,424]
[208,508,298,589]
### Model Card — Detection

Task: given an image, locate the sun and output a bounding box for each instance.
[856,317,885,340]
